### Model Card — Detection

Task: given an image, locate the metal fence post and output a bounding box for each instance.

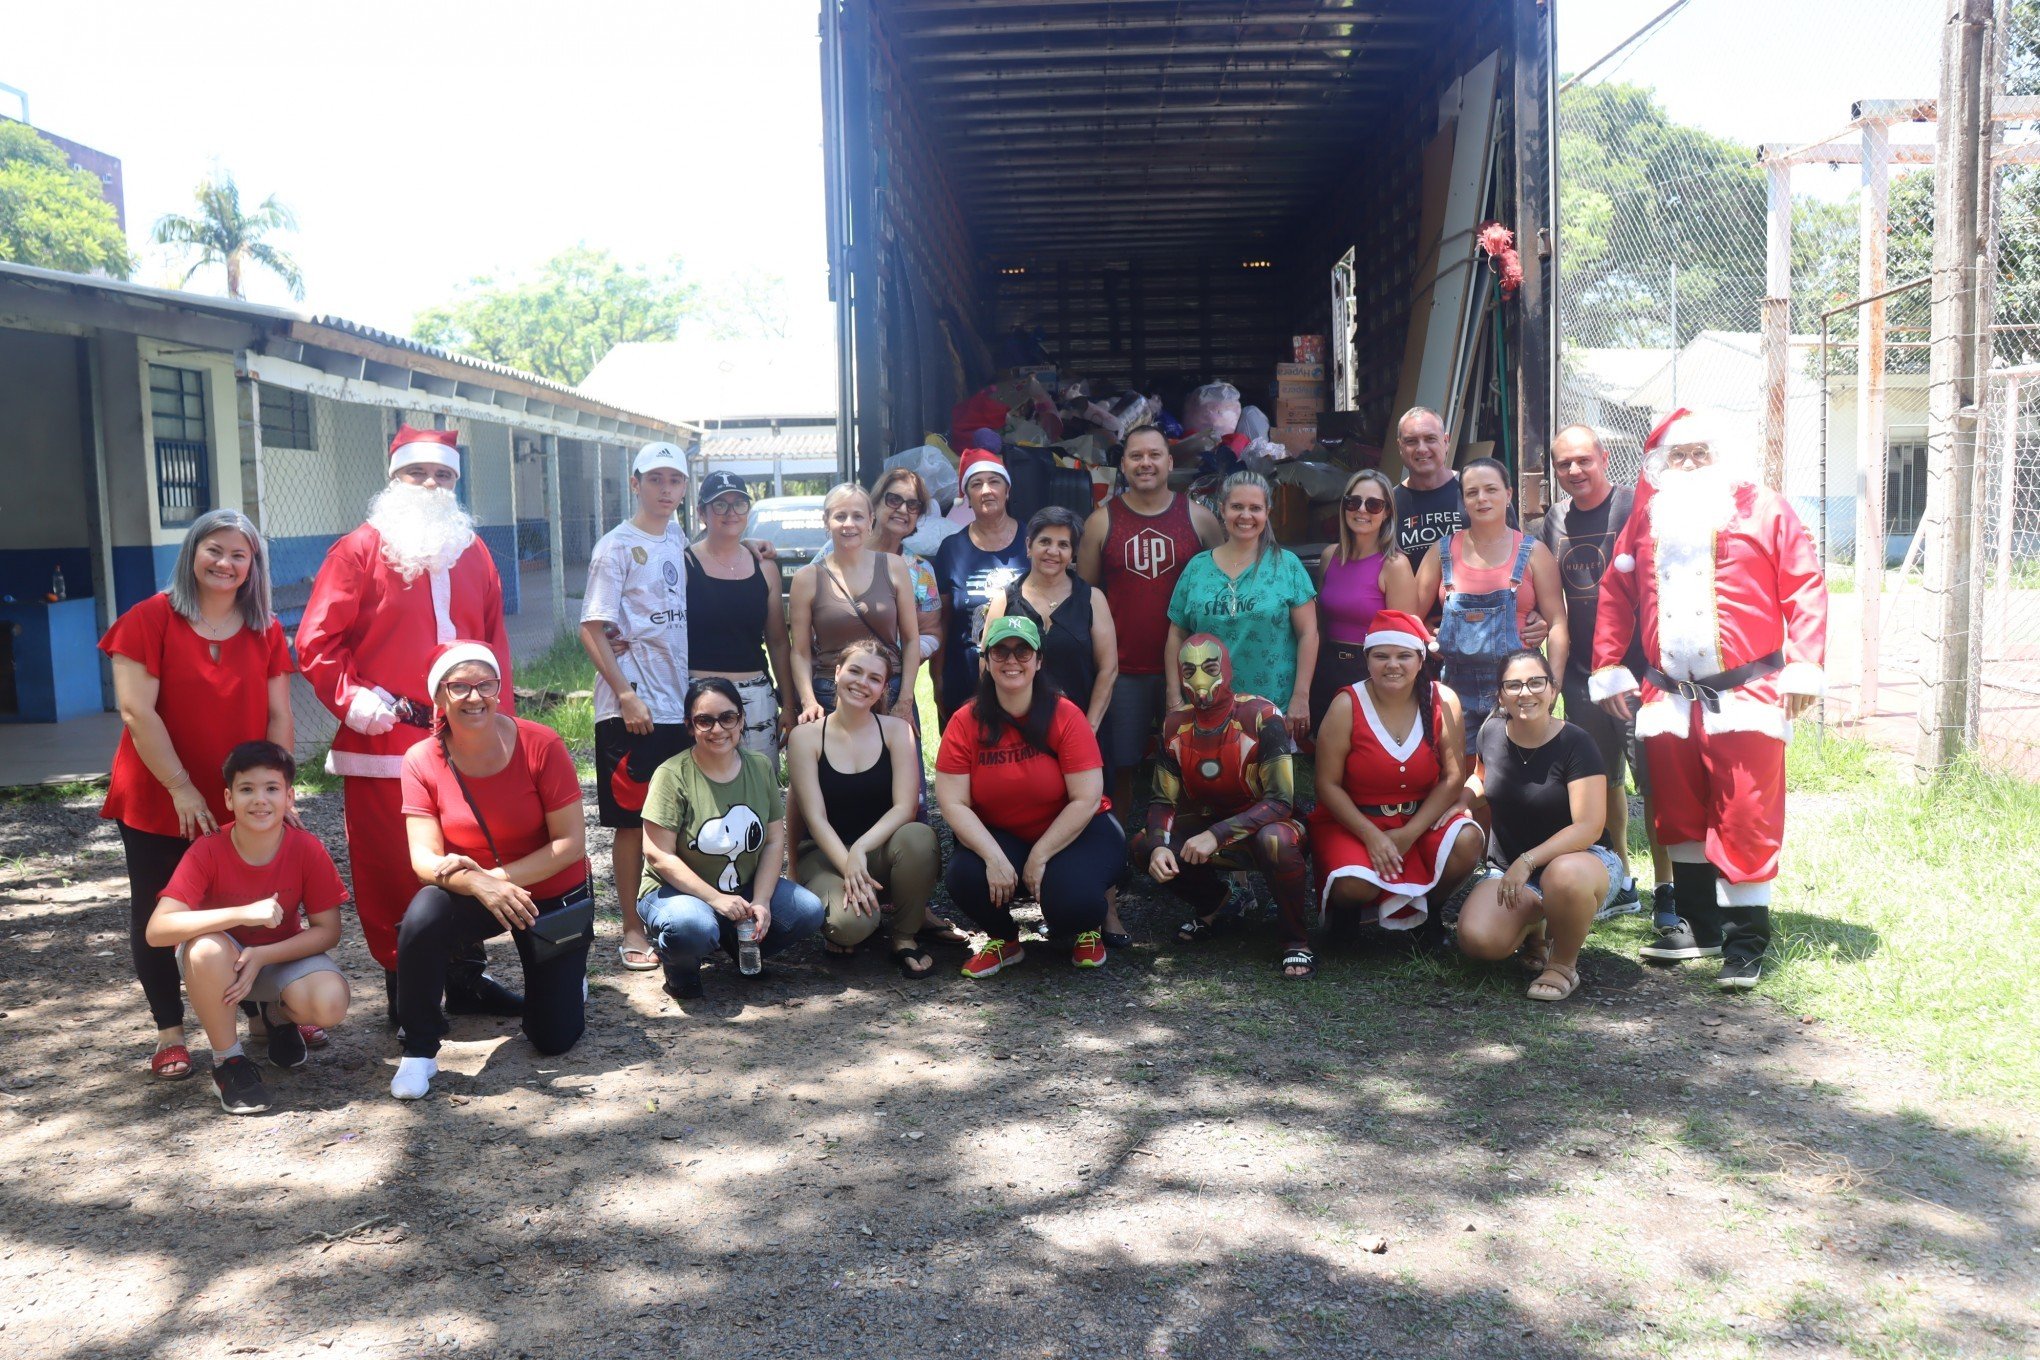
[544,432,567,640]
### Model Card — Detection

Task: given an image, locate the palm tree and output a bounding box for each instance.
[152,171,304,300]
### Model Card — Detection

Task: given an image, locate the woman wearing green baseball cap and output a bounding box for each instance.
[934,615,1126,978]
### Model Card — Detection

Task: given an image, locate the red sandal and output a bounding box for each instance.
[297,1025,329,1050]
[150,1044,193,1081]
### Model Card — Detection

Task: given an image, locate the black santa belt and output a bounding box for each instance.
[1643,651,1784,713]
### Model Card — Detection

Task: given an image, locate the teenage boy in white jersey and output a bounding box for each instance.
[581,442,692,971]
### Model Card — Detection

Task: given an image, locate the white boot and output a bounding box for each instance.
[390,1055,438,1100]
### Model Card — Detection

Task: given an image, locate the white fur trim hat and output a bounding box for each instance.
[426,641,501,701]
[389,424,461,479]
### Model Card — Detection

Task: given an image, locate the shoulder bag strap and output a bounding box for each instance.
[445,747,502,868]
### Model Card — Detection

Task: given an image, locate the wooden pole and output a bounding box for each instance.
[1856,118,1891,716]
[1992,374,2019,655]
[1916,0,1995,775]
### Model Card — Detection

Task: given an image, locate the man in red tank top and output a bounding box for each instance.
[1078,424,1223,817]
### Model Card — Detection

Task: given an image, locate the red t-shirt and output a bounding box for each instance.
[400,719,586,900]
[936,696,1107,841]
[160,826,349,947]
[1099,494,1204,675]
[99,593,295,837]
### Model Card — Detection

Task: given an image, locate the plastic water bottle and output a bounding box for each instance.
[50,565,66,602]
[736,919,762,976]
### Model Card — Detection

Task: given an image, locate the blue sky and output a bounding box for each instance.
[5,1,1941,338]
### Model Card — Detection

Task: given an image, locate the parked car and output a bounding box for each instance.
[742,495,829,595]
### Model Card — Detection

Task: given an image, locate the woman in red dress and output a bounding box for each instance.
[1309,610,1484,935]
[100,509,295,1080]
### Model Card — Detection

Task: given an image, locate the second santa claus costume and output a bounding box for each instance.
[297,425,519,1012]
[1588,409,1827,988]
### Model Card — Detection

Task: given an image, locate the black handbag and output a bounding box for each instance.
[447,752,594,965]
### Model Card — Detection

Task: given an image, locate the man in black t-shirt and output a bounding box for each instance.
[1392,406,1532,636]
[1537,425,1663,920]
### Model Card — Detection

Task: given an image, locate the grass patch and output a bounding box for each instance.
[1768,730,2040,1105]
[517,631,597,753]
[0,777,108,805]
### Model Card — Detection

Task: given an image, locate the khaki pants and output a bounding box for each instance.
[798,821,940,948]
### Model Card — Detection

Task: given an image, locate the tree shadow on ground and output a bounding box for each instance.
[1,792,2034,1360]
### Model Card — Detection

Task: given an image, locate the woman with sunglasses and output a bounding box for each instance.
[1453,650,1621,1002]
[867,466,946,683]
[395,643,591,1100]
[686,470,795,758]
[636,679,825,1001]
[1310,468,1419,735]
[787,640,940,978]
[937,616,1126,978]
[791,483,921,724]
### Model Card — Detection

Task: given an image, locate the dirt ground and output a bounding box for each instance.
[1,780,2035,1360]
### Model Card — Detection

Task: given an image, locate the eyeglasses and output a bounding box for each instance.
[706,496,752,516]
[879,491,920,512]
[689,710,745,732]
[1500,677,1551,695]
[443,679,501,701]
[1342,494,1389,515]
[987,642,1036,663]
[1663,444,1713,469]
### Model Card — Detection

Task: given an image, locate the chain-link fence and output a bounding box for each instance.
[1556,0,2040,777]
[240,380,637,765]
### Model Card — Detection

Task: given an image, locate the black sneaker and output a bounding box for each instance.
[266,1011,308,1070]
[446,972,525,1017]
[1596,881,1644,921]
[1717,956,1762,991]
[1638,917,1723,963]
[212,1055,273,1115]
[662,962,703,1002]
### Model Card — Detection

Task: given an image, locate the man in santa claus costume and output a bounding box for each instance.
[1590,408,1827,989]
[297,424,522,1020]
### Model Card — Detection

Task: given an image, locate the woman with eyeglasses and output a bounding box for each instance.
[686,470,795,758]
[1164,470,1318,741]
[395,643,591,1100]
[937,616,1125,979]
[1452,650,1621,1002]
[1413,457,1567,753]
[636,678,825,1001]
[791,483,921,724]
[1310,468,1420,735]
[100,508,296,1082]
[866,466,946,682]
[1309,610,1483,948]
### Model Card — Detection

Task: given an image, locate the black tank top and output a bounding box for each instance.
[685,547,770,672]
[1004,574,1097,707]
[816,713,894,846]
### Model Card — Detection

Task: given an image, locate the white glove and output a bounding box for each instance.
[345,685,399,736]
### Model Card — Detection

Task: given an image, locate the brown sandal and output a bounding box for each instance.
[1527,963,1580,1002]
[1517,932,1550,975]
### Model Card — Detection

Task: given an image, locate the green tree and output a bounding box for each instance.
[414,245,699,385]
[152,171,303,300]
[0,122,131,277]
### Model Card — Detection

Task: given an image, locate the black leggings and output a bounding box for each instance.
[945,813,1125,943]
[395,885,590,1060]
[118,822,192,1030]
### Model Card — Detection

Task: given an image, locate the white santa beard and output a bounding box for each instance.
[1646,464,1739,683]
[368,483,477,583]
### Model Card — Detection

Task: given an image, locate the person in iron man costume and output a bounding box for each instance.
[1131,633,1313,976]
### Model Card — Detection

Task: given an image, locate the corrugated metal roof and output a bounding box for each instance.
[698,429,839,459]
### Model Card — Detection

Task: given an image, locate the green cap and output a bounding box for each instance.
[981,615,1041,653]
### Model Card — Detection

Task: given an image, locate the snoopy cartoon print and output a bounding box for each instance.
[694,804,765,892]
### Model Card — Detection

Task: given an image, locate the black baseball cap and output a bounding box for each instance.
[697,470,752,505]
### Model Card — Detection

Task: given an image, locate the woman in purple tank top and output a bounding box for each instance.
[1310,468,1419,735]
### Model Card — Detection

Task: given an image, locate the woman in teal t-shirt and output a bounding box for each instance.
[1164,471,1319,739]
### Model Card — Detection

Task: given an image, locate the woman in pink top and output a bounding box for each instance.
[1310,468,1418,735]
[1414,458,1567,751]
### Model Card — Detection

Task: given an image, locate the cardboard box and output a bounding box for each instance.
[1292,334,1327,364]
[1275,376,1325,401]
[1275,395,1324,427]
[1274,362,1325,381]
[1269,425,1317,455]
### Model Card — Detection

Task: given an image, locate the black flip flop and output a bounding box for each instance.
[1278,948,1318,981]
[1101,931,1134,950]
[888,945,935,979]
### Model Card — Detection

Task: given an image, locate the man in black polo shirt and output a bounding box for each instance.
[1538,425,1663,920]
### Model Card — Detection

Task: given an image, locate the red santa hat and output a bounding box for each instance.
[958,447,1010,489]
[1364,609,1431,653]
[425,640,499,701]
[389,424,461,479]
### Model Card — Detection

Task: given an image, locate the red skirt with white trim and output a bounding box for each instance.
[1307,805,1481,930]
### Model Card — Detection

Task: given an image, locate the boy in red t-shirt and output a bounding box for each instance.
[147,742,352,1115]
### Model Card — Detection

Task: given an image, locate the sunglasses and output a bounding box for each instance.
[442,679,501,701]
[987,642,1036,662]
[1343,494,1389,515]
[689,709,744,732]
[879,491,920,512]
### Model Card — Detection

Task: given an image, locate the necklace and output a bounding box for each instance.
[697,542,752,578]
[192,608,239,641]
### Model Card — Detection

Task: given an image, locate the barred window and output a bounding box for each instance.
[259,383,314,449]
[149,364,209,528]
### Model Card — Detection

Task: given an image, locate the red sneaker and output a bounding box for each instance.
[1071,931,1107,969]
[961,939,1024,979]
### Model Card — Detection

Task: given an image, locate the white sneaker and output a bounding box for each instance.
[390,1055,438,1100]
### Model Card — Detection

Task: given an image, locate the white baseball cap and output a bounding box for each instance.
[633,441,688,477]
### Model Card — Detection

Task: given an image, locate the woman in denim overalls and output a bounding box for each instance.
[1414,459,1568,754]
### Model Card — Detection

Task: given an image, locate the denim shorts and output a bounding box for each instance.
[1491,843,1625,912]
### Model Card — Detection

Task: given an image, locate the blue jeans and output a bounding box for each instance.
[636,878,825,965]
